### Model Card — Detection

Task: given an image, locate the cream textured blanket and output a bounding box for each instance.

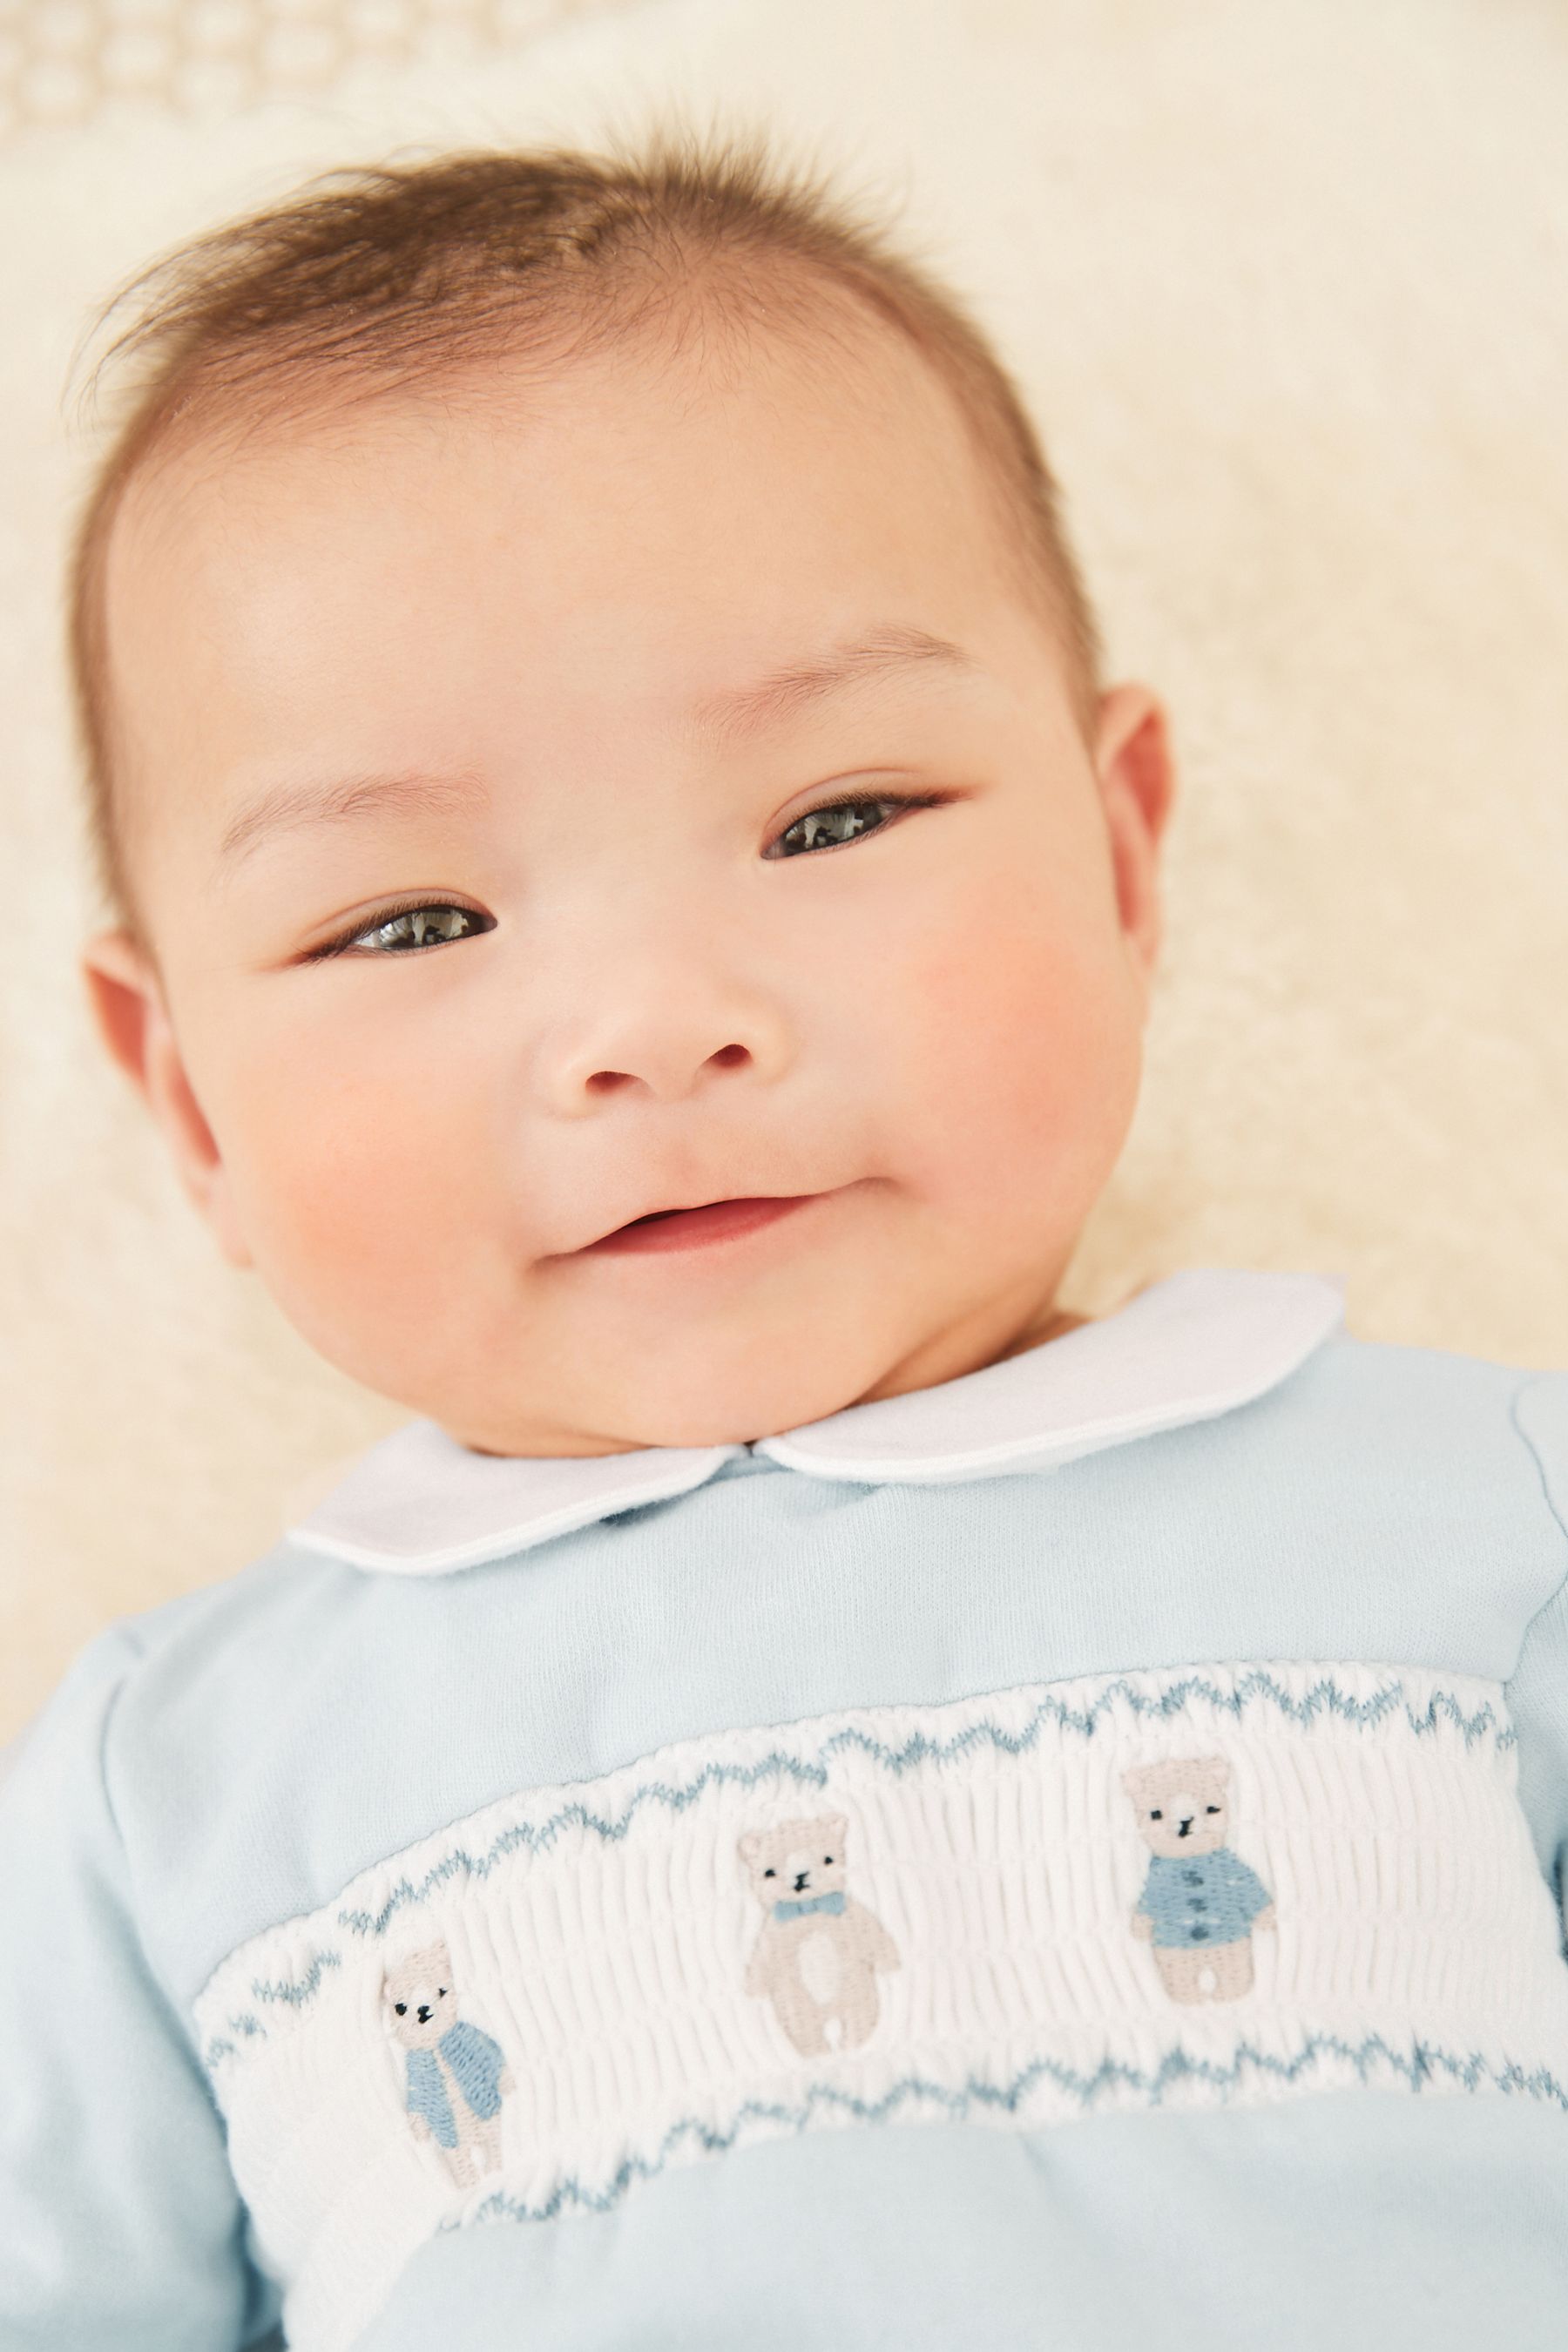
[2,0,1565,1743]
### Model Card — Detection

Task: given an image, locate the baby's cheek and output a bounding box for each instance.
[888,867,1143,1185]
[212,1028,501,1327]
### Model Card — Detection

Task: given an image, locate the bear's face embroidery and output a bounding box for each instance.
[382,1939,456,2051]
[738,1814,849,1913]
[1122,1756,1232,1858]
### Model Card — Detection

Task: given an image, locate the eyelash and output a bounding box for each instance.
[303,790,949,962]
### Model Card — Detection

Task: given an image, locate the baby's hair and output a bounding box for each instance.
[64,112,1105,950]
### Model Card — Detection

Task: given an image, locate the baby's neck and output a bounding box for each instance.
[986,1305,1090,1367]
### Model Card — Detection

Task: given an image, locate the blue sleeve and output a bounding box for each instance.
[0,1624,282,2350]
[1505,1371,1568,1961]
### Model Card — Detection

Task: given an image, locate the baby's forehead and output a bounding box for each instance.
[105,303,1004,623]
[98,329,1031,862]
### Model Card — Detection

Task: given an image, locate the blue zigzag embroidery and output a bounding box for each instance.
[204,1947,341,2069]
[337,1671,1511,1938]
[443,2029,1568,2230]
[199,1667,1512,2059]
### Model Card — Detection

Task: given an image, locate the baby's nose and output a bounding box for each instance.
[416,2004,431,2022]
[793,1870,810,1891]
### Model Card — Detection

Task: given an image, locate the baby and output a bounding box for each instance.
[3,121,1566,2352]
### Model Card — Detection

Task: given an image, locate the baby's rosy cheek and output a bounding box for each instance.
[916,927,1139,1142]
[221,1075,487,1282]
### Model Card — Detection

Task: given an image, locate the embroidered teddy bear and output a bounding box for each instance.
[739,1812,900,2058]
[1122,1756,1276,2004]
[382,1937,513,2187]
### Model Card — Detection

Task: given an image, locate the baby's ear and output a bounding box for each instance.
[79,925,253,1270]
[737,1832,761,1865]
[1090,682,1177,992]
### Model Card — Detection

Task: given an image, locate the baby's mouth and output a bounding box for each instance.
[581,1194,822,1256]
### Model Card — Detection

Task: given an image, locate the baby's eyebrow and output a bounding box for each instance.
[685,624,981,754]
[211,624,980,878]
[214,767,488,878]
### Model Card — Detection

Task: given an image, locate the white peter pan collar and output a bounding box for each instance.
[285,1266,1345,1578]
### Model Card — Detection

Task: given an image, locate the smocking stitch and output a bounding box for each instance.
[333,1670,1508,1943]
[442,2030,1568,2230]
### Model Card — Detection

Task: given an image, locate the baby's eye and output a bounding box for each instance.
[394,2002,407,2015]
[1150,1809,1163,1821]
[314,902,491,960]
[768,792,939,860]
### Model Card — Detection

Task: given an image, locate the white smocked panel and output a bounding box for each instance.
[190,1656,1568,2352]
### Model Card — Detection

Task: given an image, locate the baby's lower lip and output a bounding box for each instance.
[584,1195,821,1255]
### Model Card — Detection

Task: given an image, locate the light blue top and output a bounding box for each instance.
[2,1268,1566,2351]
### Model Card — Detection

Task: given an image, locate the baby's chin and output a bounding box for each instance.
[273,1197,1071,1456]
[459,1293,959,1453]
[434,1300,1053,1459]
[440,1355,884,1460]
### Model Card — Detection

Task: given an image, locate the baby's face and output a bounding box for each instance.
[86,314,1172,1455]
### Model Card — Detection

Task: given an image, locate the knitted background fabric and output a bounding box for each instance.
[2,0,1565,1740]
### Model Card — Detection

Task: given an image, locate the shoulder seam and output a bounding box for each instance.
[1504,1370,1568,1684]
[90,1624,208,2062]
[1511,1369,1568,1548]
[96,1621,150,1858]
